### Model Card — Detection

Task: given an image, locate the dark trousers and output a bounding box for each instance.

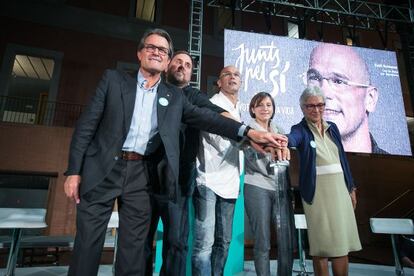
[244,167,294,276]
[245,184,276,276]
[68,159,151,276]
[145,191,190,276]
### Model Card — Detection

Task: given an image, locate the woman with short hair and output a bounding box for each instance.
[288,86,361,276]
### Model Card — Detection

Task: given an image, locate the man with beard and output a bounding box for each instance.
[307,43,387,154]
[145,51,229,276]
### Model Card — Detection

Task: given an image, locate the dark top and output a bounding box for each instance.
[178,86,226,196]
[180,85,225,166]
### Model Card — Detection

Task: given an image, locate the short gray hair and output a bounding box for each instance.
[299,86,326,108]
[137,28,173,58]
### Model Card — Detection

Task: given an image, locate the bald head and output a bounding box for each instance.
[309,44,371,85]
[307,43,378,151]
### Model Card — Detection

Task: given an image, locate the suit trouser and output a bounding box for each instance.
[145,192,189,276]
[68,158,151,276]
[144,161,195,276]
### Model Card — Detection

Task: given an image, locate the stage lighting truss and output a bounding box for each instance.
[207,0,414,31]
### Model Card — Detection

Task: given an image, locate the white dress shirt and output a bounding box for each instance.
[196,91,243,199]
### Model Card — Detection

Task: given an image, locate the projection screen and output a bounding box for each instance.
[224,29,412,156]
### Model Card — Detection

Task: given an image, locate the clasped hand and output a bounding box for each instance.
[247,129,290,161]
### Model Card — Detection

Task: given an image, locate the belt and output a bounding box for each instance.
[121,151,145,161]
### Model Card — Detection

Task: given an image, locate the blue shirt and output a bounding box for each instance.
[122,71,160,154]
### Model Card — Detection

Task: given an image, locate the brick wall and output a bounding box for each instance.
[0,123,76,235]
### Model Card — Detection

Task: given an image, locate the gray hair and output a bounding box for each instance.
[299,86,326,108]
[137,28,173,58]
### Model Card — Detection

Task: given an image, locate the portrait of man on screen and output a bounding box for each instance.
[306,43,388,154]
[225,29,412,156]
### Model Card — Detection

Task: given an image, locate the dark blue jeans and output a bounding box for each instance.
[191,185,236,276]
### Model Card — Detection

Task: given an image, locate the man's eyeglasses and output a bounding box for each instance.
[306,69,371,90]
[143,44,170,57]
[304,103,325,111]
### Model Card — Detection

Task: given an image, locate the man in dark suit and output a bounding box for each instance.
[64,28,287,276]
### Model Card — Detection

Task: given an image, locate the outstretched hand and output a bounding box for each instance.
[247,129,288,149]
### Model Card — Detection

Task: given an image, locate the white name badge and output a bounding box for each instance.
[158,97,169,107]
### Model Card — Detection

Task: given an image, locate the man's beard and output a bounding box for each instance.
[167,71,187,87]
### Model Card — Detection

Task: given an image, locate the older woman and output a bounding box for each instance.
[288,86,361,276]
[244,92,294,276]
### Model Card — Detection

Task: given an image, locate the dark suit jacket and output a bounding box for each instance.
[65,69,242,198]
[177,86,225,196]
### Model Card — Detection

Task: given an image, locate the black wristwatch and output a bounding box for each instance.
[243,125,252,137]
